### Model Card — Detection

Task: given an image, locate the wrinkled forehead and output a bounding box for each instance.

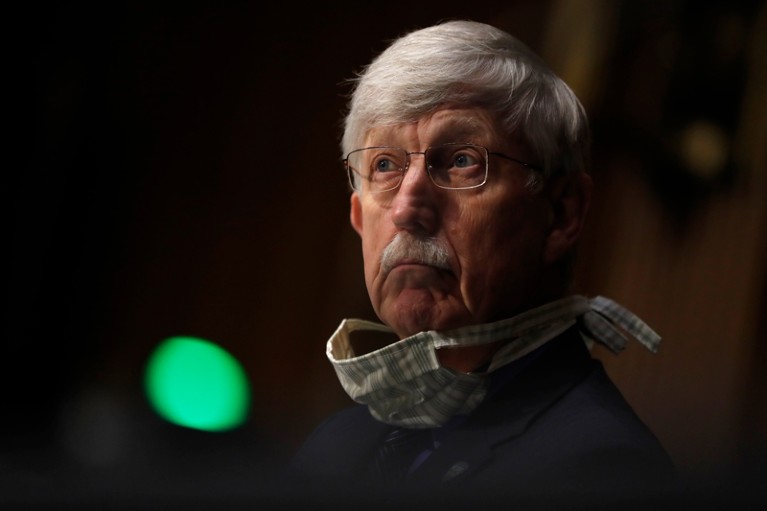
[362,106,509,149]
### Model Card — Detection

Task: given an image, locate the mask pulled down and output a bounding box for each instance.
[327,295,661,429]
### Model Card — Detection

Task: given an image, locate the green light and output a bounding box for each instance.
[144,336,250,432]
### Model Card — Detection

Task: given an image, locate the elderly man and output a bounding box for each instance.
[288,20,676,501]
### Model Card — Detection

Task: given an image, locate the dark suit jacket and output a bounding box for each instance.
[286,327,677,506]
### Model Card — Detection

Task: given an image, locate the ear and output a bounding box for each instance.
[543,173,592,264]
[350,192,363,236]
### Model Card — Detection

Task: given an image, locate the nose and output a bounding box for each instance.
[390,153,440,234]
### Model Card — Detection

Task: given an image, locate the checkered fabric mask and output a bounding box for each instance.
[327,295,660,428]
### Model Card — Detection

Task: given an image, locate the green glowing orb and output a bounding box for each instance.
[145,336,250,432]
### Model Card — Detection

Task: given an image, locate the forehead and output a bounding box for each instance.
[364,106,505,147]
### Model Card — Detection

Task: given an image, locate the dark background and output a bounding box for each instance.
[10,0,767,506]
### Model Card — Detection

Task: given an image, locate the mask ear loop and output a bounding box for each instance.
[580,296,661,354]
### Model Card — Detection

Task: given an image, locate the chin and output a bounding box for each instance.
[383,309,437,339]
[387,308,469,339]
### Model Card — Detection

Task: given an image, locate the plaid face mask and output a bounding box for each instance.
[327,295,660,428]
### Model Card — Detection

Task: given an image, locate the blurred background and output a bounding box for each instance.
[10,0,766,506]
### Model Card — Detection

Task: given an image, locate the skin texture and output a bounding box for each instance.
[350,106,591,371]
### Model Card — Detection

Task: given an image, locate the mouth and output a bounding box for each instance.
[388,259,452,275]
[380,233,452,276]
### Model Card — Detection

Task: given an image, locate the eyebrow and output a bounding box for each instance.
[433,125,488,144]
[367,118,494,147]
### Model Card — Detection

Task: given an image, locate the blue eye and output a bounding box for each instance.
[346,147,407,192]
[425,144,487,189]
[453,153,479,168]
[375,157,398,172]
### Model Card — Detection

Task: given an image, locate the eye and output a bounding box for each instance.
[443,145,484,170]
[452,151,480,168]
[425,144,487,189]
[373,156,399,173]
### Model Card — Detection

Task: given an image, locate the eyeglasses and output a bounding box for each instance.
[344,143,541,193]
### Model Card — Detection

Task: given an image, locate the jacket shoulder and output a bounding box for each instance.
[285,404,388,487]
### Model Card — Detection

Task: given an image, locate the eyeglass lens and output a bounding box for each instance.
[347,144,489,192]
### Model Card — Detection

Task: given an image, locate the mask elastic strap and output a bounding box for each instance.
[580,296,661,354]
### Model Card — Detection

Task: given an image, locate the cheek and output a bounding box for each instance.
[451,195,548,313]
[450,193,534,253]
[360,232,379,277]
[447,207,492,263]
[359,211,388,283]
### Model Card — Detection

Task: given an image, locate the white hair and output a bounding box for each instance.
[341,20,590,185]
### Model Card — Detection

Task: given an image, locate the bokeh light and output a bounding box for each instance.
[144,336,250,432]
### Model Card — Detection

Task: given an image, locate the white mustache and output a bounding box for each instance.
[380,233,450,275]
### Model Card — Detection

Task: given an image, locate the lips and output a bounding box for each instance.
[395,258,428,267]
[389,258,452,275]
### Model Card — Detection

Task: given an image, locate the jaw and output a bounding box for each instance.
[372,268,473,338]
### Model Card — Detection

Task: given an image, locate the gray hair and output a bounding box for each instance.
[341,20,590,186]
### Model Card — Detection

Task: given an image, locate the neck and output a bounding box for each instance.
[436,340,505,373]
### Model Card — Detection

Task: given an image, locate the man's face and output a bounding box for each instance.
[350,106,558,339]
